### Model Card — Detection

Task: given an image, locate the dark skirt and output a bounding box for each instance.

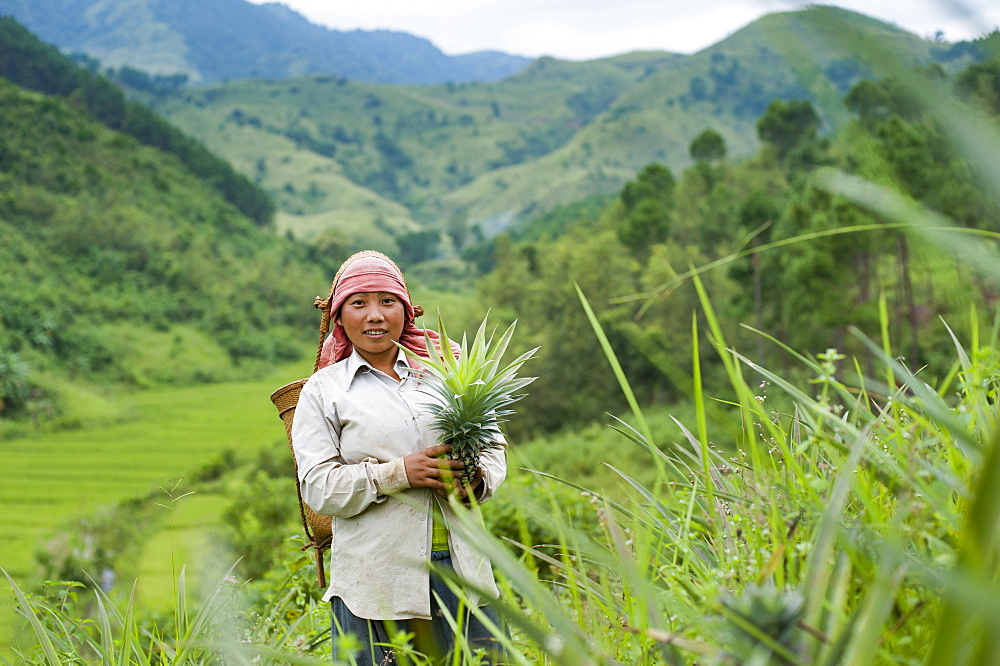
[330,551,502,665]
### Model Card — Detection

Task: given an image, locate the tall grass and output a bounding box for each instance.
[2,547,332,664]
[451,287,999,664]
[6,288,995,664]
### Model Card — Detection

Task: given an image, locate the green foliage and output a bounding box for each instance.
[618,163,676,258]
[469,287,999,664]
[3,557,331,664]
[955,58,1000,113]
[108,66,189,96]
[756,98,821,157]
[403,315,538,482]
[0,77,322,429]
[0,349,34,415]
[689,128,727,163]
[466,45,1000,439]
[476,228,639,436]
[221,465,299,580]
[396,229,442,266]
[844,78,893,125]
[844,90,997,230]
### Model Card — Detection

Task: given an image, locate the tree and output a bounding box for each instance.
[844,79,891,126]
[618,163,676,259]
[689,129,727,163]
[956,59,1000,114]
[621,163,675,211]
[0,349,32,415]
[688,76,709,101]
[756,99,820,158]
[618,199,671,257]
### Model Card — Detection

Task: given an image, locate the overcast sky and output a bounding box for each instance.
[247,0,1000,60]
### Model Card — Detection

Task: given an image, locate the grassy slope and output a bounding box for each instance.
[149,53,667,246]
[148,8,941,245]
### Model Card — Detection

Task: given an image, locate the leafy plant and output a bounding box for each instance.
[402,315,538,485]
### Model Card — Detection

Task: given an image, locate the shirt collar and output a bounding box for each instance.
[341,348,411,390]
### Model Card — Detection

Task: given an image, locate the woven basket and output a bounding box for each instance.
[270,379,332,546]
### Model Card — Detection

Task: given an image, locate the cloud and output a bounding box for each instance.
[253,0,1000,59]
[499,4,767,59]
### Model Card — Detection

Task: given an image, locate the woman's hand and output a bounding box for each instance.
[403,445,462,490]
[403,445,483,500]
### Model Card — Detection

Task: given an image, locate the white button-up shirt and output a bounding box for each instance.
[291,349,506,620]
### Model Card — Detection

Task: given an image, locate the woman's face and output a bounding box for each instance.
[337,291,406,366]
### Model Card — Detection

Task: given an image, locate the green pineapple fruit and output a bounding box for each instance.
[403,315,538,486]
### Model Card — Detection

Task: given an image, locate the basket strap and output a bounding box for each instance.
[286,422,329,586]
[312,295,332,373]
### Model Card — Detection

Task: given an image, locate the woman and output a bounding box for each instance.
[291,251,506,665]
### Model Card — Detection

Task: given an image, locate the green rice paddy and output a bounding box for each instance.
[0,363,308,640]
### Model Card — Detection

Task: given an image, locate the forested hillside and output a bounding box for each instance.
[0,0,531,85]
[0,76,322,435]
[0,17,274,226]
[144,7,988,258]
[464,39,1000,437]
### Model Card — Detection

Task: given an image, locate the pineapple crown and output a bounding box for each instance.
[398,314,538,451]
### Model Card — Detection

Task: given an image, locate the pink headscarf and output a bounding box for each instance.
[317,253,458,368]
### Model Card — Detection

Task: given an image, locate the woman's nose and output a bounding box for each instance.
[365,306,385,321]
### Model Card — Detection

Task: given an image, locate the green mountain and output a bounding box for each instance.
[0,74,322,433]
[143,6,969,253]
[0,16,274,226]
[0,0,532,85]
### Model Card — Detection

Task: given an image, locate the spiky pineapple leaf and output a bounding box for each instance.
[398,314,538,452]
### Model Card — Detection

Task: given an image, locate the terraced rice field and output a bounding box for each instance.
[0,363,307,640]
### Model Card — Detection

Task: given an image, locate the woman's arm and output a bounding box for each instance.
[292,383,410,517]
[292,380,466,516]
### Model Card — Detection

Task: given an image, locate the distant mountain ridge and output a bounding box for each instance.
[0,0,533,84]
[2,2,989,258]
[139,5,981,251]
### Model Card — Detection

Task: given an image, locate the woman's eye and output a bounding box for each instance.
[382,297,396,305]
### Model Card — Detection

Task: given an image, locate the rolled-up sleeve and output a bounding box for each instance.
[291,376,412,518]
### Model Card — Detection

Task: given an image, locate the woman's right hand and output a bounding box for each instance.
[403,445,463,490]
